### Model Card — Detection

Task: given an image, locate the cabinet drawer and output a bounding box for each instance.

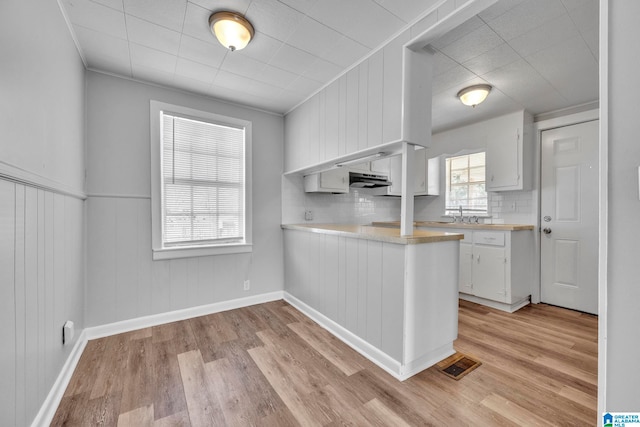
[474,231,505,246]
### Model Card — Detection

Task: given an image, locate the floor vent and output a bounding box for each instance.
[436,352,481,380]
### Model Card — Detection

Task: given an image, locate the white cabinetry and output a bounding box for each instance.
[485,111,533,191]
[421,227,533,312]
[303,168,349,193]
[371,148,439,196]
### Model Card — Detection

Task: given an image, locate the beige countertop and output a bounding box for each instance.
[372,221,535,231]
[282,224,463,245]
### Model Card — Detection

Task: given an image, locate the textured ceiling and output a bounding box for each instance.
[430,0,598,132]
[60,0,440,113]
[58,0,598,131]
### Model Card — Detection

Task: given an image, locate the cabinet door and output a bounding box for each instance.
[459,242,473,294]
[414,147,427,194]
[320,168,349,192]
[486,122,521,190]
[473,245,507,302]
[384,149,427,196]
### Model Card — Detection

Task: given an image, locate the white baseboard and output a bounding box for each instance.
[32,290,284,427]
[31,330,88,427]
[459,293,531,313]
[284,292,438,381]
[85,291,284,339]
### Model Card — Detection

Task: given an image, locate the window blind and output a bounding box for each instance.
[161,113,245,247]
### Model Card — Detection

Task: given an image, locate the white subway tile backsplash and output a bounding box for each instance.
[282,174,401,224]
[283,175,537,226]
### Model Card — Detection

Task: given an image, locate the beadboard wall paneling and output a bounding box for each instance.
[0,180,85,427]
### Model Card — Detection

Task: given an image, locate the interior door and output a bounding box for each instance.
[540,120,599,314]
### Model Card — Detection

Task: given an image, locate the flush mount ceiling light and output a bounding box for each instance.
[209,11,254,52]
[457,84,492,107]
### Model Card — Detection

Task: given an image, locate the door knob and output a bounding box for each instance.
[543,228,552,234]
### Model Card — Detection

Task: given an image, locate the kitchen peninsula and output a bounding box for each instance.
[282,224,463,380]
[375,221,536,313]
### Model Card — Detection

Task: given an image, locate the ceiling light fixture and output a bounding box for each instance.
[457,84,492,107]
[209,11,254,52]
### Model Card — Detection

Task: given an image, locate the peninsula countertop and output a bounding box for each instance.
[371,221,535,231]
[281,223,463,245]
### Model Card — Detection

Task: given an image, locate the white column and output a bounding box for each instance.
[400,142,414,236]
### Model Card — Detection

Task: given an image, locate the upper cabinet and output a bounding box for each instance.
[485,111,534,192]
[284,30,433,173]
[371,147,439,197]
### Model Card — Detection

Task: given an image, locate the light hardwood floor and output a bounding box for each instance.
[52,299,597,426]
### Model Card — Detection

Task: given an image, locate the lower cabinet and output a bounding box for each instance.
[423,227,533,312]
[472,244,507,302]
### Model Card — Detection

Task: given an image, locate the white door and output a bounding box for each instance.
[540,120,599,314]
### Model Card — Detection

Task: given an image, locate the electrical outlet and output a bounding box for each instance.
[305,210,313,221]
[244,280,250,291]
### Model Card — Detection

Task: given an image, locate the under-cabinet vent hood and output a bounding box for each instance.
[349,172,392,188]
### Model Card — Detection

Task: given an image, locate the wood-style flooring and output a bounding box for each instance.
[52,299,598,426]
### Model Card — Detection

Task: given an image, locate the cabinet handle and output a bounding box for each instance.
[477,254,480,263]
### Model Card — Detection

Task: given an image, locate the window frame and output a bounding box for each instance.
[150,100,252,260]
[444,151,488,216]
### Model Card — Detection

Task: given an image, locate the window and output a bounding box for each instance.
[150,101,252,260]
[445,152,487,215]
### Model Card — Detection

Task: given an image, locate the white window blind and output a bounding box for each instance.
[161,113,245,247]
[445,152,488,214]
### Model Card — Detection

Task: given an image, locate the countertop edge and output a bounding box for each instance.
[371,221,535,231]
[282,224,463,245]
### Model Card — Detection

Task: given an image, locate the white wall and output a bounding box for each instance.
[416,111,536,225]
[0,1,85,194]
[606,0,640,411]
[0,0,86,425]
[85,72,284,326]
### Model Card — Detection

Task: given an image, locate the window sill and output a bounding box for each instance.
[152,243,253,260]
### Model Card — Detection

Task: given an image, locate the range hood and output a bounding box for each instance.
[349,172,392,188]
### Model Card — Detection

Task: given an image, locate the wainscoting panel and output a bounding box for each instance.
[0,179,85,427]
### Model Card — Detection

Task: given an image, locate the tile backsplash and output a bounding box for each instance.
[282,174,401,224]
[282,174,536,225]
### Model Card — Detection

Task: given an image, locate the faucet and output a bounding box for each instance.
[457,206,463,222]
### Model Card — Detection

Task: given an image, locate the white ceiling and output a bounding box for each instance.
[59,0,598,132]
[430,0,598,132]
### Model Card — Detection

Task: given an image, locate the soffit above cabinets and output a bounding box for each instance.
[58,0,598,131]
